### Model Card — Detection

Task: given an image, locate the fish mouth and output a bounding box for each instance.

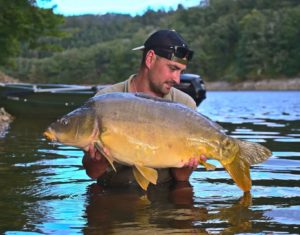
[43,128,57,141]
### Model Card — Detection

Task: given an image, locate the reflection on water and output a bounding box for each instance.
[83,183,254,234]
[0,91,299,234]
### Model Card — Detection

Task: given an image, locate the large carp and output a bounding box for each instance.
[44,92,272,192]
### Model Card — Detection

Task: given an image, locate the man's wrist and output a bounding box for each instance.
[171,167,193,182]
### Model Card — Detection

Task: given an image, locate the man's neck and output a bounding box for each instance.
[133,74,163,98]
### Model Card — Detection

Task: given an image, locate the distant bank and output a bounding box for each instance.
[203,78,300,91]
[1,71,299,91]
[0,71,299,132]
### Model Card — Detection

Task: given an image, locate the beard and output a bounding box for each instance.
[149,80,176,96]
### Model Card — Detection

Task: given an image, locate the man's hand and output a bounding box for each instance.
[183,155,207,169]
[82,143,109,179]
[171,155,207,182]
[87,143,111,160]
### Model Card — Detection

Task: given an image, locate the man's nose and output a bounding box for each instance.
[172,72,181,84]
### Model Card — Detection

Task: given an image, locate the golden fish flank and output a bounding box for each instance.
[44,92,272,192]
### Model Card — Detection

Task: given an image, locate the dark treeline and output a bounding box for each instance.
[3,0,300,84]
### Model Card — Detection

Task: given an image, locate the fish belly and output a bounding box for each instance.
[100,119,199,168]
[95,93,230,164]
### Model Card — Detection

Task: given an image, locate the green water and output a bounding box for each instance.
[0,91,299,234]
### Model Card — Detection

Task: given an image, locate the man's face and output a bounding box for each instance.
[147,51,187,96]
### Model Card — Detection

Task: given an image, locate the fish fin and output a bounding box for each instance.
[222,156,252,192]
[235,139,272,165]
[133,165,158,190]
[135,165,158,185]
[133,167,150,190]
[94,141,116,172]
[200,160,216,171]
[221,140,271,192]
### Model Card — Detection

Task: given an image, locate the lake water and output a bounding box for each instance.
[0,91,299,234]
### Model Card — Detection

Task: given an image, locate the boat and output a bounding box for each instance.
[0,73,206,118]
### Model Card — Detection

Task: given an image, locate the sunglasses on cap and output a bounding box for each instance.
[152,46,194,65]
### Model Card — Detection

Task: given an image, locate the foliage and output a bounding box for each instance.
[2,0,300,84]
[0,0,64,65]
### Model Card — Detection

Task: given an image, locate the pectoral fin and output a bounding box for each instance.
[94,141,116,171]
[133,165,158,190]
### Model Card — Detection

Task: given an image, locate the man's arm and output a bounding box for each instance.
[170,167,194,182]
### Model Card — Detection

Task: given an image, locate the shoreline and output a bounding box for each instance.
[205,78,300,91]
[1,75,299,130]
[1,70,300,91]
[1,70,299,91]
[0,77,299,136]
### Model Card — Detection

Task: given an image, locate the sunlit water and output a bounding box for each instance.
[0,91,299,234]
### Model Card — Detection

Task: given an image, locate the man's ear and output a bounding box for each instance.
[145,50,156,69]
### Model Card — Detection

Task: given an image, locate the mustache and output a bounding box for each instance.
[165,80,177,86]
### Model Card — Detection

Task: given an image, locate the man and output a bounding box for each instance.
[82,29,206,188]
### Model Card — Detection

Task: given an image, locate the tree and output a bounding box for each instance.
[237,9,269,79]
[0,0,64,65]
[5,0,300,84]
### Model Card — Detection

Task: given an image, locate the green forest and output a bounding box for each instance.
[1,0,300,85]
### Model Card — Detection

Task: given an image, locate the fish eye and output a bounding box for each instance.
[60,118,69,126]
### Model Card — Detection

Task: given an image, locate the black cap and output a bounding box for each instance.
[132,29,193,65]
[132,29,188,50]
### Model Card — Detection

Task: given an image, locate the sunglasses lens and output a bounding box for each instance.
[153,46,193,63]
[175,47,194,61]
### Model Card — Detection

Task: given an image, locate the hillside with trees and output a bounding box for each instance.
[1,0,299,85]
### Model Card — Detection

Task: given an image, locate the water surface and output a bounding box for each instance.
[0,91,299,234]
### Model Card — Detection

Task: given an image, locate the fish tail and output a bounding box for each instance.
[222,140,272,192]
[235,139,272,165]
[222,155,252,192]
